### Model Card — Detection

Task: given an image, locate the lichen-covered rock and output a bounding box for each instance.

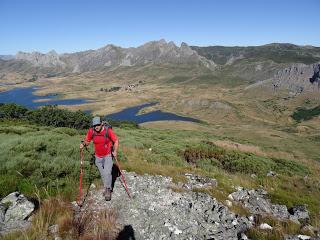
[78,171,252,240]
[230,188,315,231]
[0,204,6,222]
[0,192,35,236]
[3,194,35,222]
[284,234,320,240]
[176,173,218,190]
[289,205,310,223]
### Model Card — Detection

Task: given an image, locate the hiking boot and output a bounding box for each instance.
[104,188,112,201]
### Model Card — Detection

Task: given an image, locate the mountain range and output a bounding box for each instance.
[1,40,319,93]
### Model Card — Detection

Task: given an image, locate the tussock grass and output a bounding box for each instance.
[2,195,121,240]
[246,214,303,240]
[59,208,121,240]
[2,192,73,240]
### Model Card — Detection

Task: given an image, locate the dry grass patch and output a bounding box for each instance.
[59,207,121,240]
[246,214,303,240]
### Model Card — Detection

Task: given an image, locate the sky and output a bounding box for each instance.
[0,0,319,54]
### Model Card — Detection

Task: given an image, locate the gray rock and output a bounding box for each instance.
[180,173,218,190]
[289,205,310,223]
[267,171,277,177]
[239,232,249,240]
[4,194,35,222]
[272,63,320,95]
[0,204,6,222]
[0,192,19,205]
[259,223,273,230]
[284,235,318,240]
[251,174,257,178]
[78,172,252,239]
[0,192,35,236]
[230,188,290,219]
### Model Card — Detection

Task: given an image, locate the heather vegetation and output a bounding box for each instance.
[291,105,320,122]
[1,104,320,239]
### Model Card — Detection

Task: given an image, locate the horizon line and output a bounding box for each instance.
[2,39,320,55]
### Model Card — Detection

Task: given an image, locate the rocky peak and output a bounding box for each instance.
[16,50,65,67]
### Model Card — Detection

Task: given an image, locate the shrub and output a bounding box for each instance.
[183,141,308,176]
[0,103,28,119]
[291,105,320,122]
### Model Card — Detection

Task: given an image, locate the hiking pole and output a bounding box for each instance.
[77,147,85,205]
[113,155,131,198]
[78,143,95,206]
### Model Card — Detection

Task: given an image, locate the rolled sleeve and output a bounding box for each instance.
[85,128,93,143]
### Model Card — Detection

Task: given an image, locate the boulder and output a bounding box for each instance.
[0,192,35,236]
[3,193,35,222]
[0,204,5,222]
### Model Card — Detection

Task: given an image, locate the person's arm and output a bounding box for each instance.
[80,129,92,149]
[112,139,119,158]
[108,128,119,159]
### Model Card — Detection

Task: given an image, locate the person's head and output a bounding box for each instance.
[92,116,103,132]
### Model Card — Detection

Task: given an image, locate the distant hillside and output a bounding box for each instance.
[191,43,320,65]
[0,55,14,61]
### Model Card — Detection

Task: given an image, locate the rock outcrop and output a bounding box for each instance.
[272,63,320,95]
[229,187,309,224]
[74,172,252,240]
[0,192,35,235]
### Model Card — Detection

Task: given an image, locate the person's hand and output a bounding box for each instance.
[80,143,84,149]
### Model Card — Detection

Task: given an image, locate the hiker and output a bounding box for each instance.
[80,116,119,201]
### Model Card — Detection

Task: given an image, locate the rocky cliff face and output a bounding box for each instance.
[272,63,320,95]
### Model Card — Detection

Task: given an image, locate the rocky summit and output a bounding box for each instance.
[73,172,252,240]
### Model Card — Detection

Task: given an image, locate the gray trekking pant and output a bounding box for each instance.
[95,154,113,189]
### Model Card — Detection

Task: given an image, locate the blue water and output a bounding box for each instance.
[106,102,200,124]
[0,87,200,124]
[0,87,89,109]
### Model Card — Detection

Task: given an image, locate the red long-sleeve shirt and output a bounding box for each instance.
[85,127,118,157]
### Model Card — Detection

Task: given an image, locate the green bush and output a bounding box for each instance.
[26,105,92,129]
[183,142,309,176]
[0,103,139,130]
[0,103,28,119]
[291,105,320,122]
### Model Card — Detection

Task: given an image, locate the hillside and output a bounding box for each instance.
[0,110,319,239]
